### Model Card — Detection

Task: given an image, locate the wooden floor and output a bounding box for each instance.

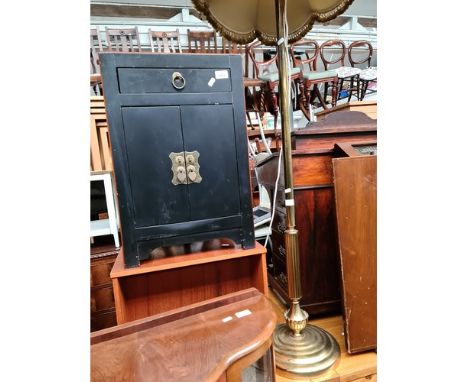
[269,291,377,382]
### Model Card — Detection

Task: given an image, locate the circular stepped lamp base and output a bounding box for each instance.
[273,323,340,375]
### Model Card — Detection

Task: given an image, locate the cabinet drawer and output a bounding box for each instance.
[90,257,116,288]
[275,188,286,213]
[118,68,232,94]
[272,253,288,290]
[271,231,286,260]
[272,210,286,235]
[91,285,115,313]
[91,309,117,332]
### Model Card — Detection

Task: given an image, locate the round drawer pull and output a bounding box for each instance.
[172,72,186,90]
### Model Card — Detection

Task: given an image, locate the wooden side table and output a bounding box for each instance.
[91,288,277,381]
[110,242,268,324]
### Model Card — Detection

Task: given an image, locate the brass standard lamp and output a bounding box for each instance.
[193,0,354,375]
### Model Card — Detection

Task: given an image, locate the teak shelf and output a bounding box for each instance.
[110,242,268,324]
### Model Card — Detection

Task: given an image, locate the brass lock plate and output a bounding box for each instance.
[185,151,202,184]
[169,152,187,185]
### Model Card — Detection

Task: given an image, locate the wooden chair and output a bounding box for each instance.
[187,29,218,53]
[90,96,113,173]
[221,37,258,128]
[246,41,303,131]
[105,27,141,52]
[221,37,242,54]
[90,28,104,73]
[148,29,182,53]
[348,40,377,100]
[90,28,104,95]
[320,39,361,102]
[290,39,338,120]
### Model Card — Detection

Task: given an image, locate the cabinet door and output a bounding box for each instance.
[122,106,190,227]
[180,105,241,220]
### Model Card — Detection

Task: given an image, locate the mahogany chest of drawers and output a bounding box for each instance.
[256,111,377,316]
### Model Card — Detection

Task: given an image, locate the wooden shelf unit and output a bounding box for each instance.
[111,242,268,324]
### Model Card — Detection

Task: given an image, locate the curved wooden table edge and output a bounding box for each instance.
[207,317,276,382]
[91,288,277,382]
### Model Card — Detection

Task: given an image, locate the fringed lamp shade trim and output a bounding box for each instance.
[192,0,355,46]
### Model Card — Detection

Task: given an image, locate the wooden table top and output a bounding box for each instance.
[293,111,377,136]
[91,288,276,382]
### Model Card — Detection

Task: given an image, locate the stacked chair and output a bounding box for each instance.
[319,39,362,102]
[290,39,339,120]
[148,29,182,53]
[245,40,304,131]
[90,27,376,121]
[347,40,377,100]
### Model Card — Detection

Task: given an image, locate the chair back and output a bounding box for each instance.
[90,28,104,74]
[105,27,141,52]
[348,40,373,68]
[90,96,113,172]
[221,37,242,54]
[187,30,218,53]
[246,41,277,79]
[290,39,319,72]
[149,29,182,53]
[320,39,346,70]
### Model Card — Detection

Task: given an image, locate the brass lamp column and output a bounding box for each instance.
[272,0,340,375]
[191,0,355,375]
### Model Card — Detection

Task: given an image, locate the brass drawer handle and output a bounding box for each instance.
[185,151,202,184]
[169,152,187,185]
[278,272,288,287]
[277,222,286,233]
[172,71,186,90]
[176,166,187,183]
[169,151,202,185]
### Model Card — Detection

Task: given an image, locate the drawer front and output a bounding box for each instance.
[272,210,286,236]
[271,230,286,261]
[118,68,232,94]
[272,253,288,290]
[275,188,286,213]
[270,210,286,260]
[91,286,115,313]
[91,309,117,332]
[90,257,116,288]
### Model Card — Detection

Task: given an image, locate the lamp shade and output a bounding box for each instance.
[193,0,354,45]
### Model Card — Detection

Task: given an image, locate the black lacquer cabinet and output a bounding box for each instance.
[100,53,255,267]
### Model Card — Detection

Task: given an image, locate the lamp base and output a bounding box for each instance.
[273,323,340,375]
